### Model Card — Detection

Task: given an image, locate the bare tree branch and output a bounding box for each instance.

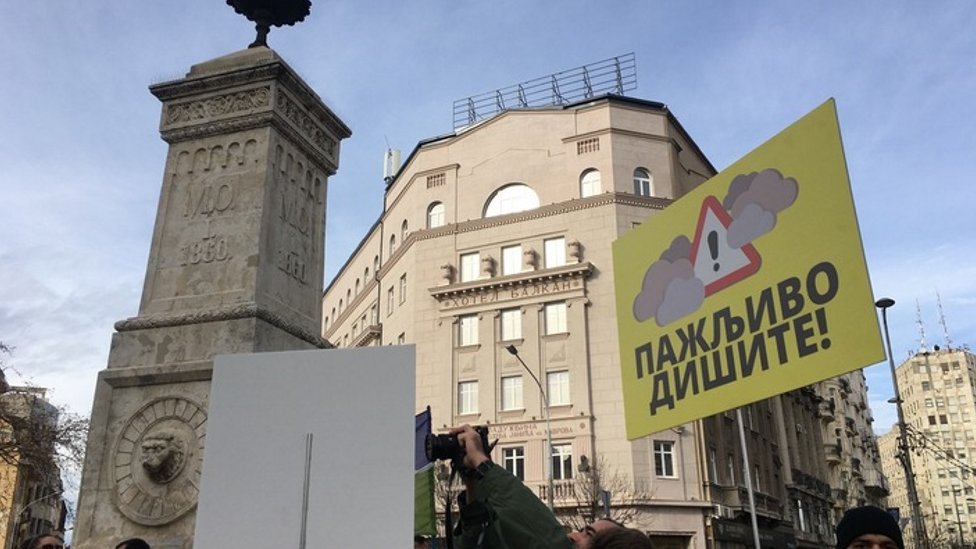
[0,343,89,499]
[557,455,653,531]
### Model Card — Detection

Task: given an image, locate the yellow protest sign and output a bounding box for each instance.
[613,99,884,439]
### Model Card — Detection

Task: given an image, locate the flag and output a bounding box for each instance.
[415,406,436,536]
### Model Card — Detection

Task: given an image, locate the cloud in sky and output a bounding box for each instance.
[2,2,976,465]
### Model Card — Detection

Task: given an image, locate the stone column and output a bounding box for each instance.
[73,47,350,549]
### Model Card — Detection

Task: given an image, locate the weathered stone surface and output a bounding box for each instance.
[74,47,349,549]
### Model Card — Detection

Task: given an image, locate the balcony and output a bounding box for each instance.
[825,442,842,464]
[819,398,836,422]
[537,480,578,504]
[862,469,889,498]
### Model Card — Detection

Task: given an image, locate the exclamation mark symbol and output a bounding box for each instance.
[815,307,831,349]
[707,230,720,272]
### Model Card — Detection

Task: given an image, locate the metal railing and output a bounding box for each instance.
[452,53,637,130]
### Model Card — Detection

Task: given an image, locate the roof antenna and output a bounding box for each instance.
[382,135,400,184]
[937,292,953,351]
[916,299,927,354]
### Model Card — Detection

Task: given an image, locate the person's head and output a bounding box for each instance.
[567,518,624,549]
[590,527,654,549]
[835,506,904,549]
[19,534,62,549]
[115,538,151,549]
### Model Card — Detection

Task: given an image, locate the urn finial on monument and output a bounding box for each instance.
[226,0,311,48]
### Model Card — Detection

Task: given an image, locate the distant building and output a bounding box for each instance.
[879,347,976,549]
[321,92,885,548]
[819,370,889,514]
[0,387,66,549]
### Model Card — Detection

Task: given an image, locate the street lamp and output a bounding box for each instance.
[14,488,64,546]
[505,344,555,512]
[876,297,928,549]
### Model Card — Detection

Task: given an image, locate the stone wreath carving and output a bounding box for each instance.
[112,396,207,526]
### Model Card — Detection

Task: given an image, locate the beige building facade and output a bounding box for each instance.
[880,347,976,549]
[321,94,887,548]
[324,95,713,547]
[818,370,889,513]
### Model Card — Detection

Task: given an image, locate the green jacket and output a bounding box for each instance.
[454,464,572,549]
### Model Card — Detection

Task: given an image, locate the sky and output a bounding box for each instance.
[1,0,975,480]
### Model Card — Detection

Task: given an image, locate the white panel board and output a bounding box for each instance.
[194,346,415,548]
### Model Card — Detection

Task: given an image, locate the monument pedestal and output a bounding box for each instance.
[73,47,350,549]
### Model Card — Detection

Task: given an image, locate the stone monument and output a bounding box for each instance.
[73,13,350,545]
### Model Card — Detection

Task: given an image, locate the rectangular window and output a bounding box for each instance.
[653,440,676,477]
[726,454,736,485]
[754,465,762,493]
[547,371,570,406]
[502,447,525,481]
[545,302,568,335]
[460,252,480,282]
[501,376,523,411]
[797,499,807,531]
[398,274,407,304]
[501,245,522,276]
[386,287,394,315]
[458,381,478,415]
[552,444,573,480]
[500,308,522,341]
[544,237,565,268]
[709,448,719,483]
[459,314,479,346]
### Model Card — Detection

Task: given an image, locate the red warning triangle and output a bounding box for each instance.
[689,195,761,297]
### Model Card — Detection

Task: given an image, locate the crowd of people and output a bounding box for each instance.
[18,534,149,549]
[20,424,906,549]
[443,424,905,549]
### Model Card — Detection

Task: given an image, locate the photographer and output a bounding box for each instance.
[449,424,572,549]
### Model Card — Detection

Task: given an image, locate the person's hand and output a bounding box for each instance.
[448,424,490,470]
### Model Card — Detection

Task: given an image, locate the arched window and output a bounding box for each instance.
[364,266,370,282]
[389,234,396,256]
[428,202,446,228]
[373,255,380,275]
[484,183,540,217]
[355,278,361,296]
[346,289,351,304]
[633,168,652,196]
[580,169,602,197]
[401,220,408,241]
[338,299,344,314]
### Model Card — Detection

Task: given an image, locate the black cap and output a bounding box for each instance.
[835,506,904,549]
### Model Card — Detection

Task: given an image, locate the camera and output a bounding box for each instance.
[425,425,491,463]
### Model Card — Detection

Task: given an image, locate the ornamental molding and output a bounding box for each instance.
[164,86,271,126]
[429,262,592,303]
[115,302,327,348]
[275,90,337,159]
[160,112,274,144]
